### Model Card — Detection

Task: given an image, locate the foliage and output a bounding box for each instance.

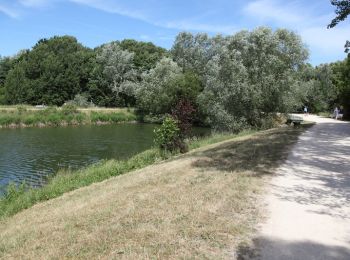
[96,42,138,106]
[300,64,338,113]
[4,36,94,106]
[0,107,136,127]
[331,57,350,118]
[198,28,308,131]
[61,104,78,115]
[66,93,92,107]
[328,0,350,28]
[136,57,182,114]
[328,0,350,53]
[136,58,202,116]
[171,99,196,138]
[120,39,168,71]
[154,116,183,152]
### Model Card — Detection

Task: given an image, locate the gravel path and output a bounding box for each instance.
[254,115,350,260]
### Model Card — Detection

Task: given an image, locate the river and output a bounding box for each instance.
[0,124,209,195]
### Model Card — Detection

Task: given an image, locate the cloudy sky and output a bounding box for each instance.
[0,0,348,65]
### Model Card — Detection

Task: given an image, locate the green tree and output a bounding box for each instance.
[136,57,202,115]
[198,27,309,130]
[331,58,350,117]
[4,64,28,104]
[96,42,138,107]
[302,64,338,113]
[4,36,94,105]
[0,56,16,104]
[120,39,167,72]
[328,0,350,53]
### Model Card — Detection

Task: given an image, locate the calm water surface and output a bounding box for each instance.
[0,124,209,195]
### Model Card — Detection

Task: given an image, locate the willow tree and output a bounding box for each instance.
[97,42,138,106]
[199,27,309,130]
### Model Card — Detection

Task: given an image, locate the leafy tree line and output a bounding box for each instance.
[1,27,349,131]
[0,37,167,107]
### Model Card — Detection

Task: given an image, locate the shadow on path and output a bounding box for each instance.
[237,237,350,260]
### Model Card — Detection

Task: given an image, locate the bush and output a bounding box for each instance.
[61,104,78,115]
[16,106,27,114]
[154,116,187,152]
[171,99,196,138]
[66,94,93,108]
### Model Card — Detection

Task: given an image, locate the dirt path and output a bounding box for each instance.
[254,115,350,259]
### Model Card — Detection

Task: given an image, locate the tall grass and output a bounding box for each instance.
[0,106,136,128]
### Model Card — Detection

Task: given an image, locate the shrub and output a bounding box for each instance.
[61,104,78,115]
[171,99,196,138]
[154,116,187,152]
[16,106,27,114]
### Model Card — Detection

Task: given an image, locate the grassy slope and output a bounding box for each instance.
[0,126,307,259]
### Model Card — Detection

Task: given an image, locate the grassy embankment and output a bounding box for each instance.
[0,125,309,259]
[0,106,136,128]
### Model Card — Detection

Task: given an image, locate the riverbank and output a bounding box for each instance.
[0,106,136,128]
[0,125,309,258]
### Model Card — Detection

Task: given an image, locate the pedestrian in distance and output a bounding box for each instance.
[334,107,339,120]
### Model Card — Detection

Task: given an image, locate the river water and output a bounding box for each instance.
[0,124,209,195]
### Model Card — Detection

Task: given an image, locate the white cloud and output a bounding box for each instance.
[0,4,20,18]
[244,0,303,25]
[69,0,237,34]
[19,0,51,7]
[162,20,236,34]
[243,0,349,63]
[69,0,149,21]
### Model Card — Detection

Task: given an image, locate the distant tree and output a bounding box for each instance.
[4,64,28,104]
[4,36,94,105]
[331,57,350,117]
[96,42,138,107]
[0,56,17,104]
[136,57,182,115]
[120,39,168,72]
[136,57,202,115]
[301,64,338,113]
[171,32,226,77]
[328,0,350,53]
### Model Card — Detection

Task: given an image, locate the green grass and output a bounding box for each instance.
[0,130,257,220]
[0,106,136,128]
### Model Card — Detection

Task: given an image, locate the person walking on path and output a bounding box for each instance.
[334,107,339,120]
[303,106,308,115]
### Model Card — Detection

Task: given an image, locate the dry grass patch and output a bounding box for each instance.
[0,126,307,259]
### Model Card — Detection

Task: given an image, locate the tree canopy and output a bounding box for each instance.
[1,27,348,128]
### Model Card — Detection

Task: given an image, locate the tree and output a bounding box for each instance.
[331,58,350,117]
[136,57,182,115]
[328,0,350,28]
[136,57,202,116]
[96,42,138,107]
[171,32,226,77]
[328,0,350,53]
[198,27,309,131]
[4,36,94,105]
[119,39,167,72]
[4,64,28,104]
[301,64,338,113]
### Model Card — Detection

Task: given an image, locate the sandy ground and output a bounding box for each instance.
[253,115,350,259]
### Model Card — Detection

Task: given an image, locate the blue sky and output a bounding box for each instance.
[0,0,349,65]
